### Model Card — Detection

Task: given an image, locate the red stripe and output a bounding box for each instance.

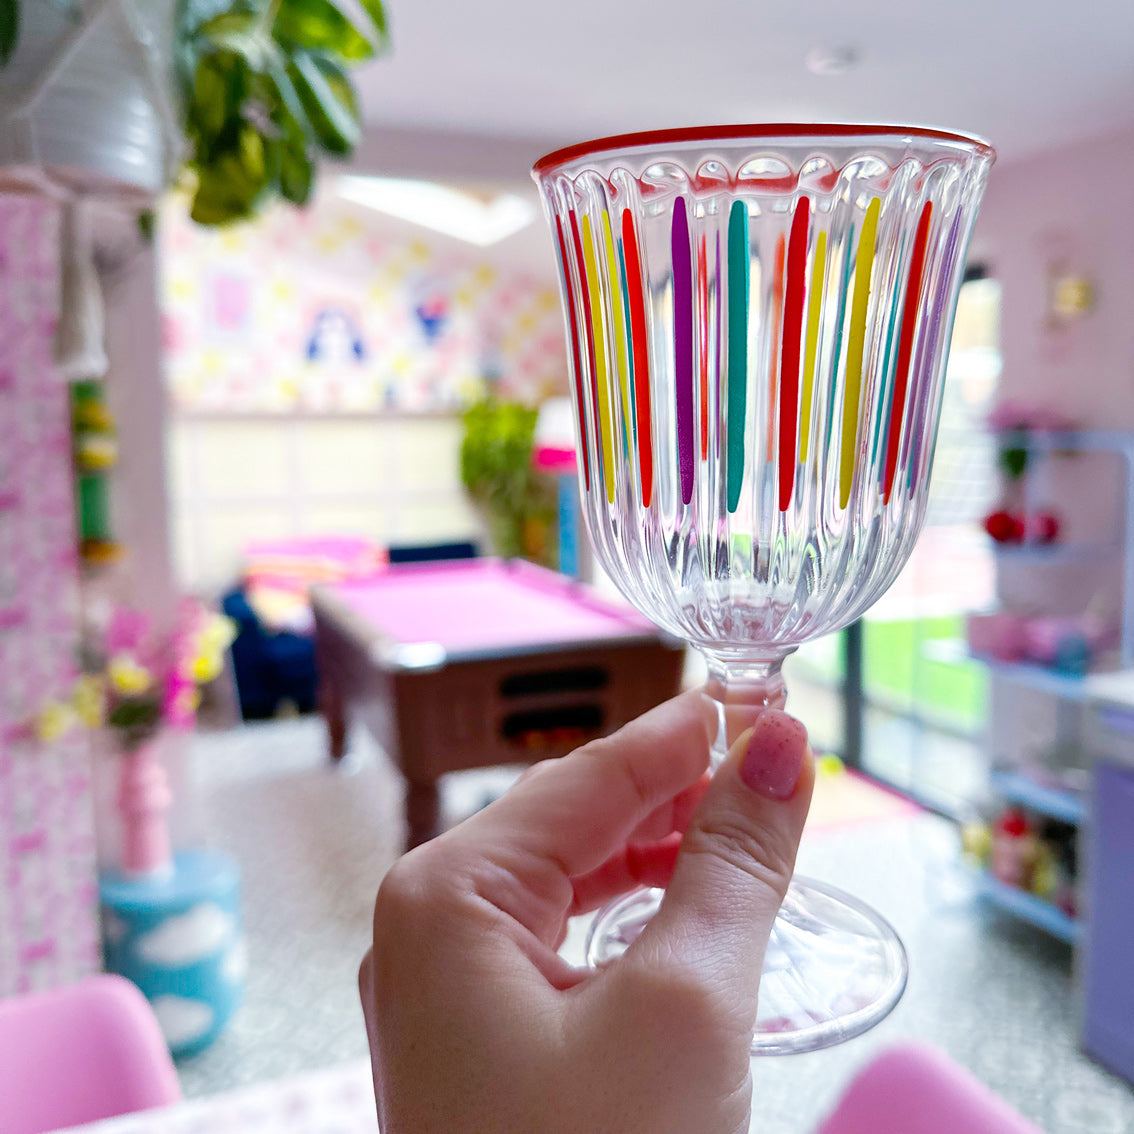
[778,198,809,510]
[554,214,590,492]
[883,201,933,504]
[622,209,653,507]
[568,209,601,493]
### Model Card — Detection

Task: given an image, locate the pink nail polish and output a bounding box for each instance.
[740,710,807,800]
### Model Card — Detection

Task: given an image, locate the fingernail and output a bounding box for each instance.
[740,710,807,800]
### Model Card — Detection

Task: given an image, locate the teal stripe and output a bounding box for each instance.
[870,265,905,472]
[823,230,856,456]
[726,200,749,513]
[617,238,636,450]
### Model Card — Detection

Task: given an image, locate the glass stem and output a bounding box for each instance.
[701,652,792,769]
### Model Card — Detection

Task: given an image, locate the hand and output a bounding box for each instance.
[359,690,814,1134]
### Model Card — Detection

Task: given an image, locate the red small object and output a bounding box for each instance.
[983,509,1025,543]
[1028,511,1061,544]
[994,807,1031,838]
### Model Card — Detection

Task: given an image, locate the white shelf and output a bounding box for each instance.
[972,655,1094,701]
[992,542,1118,564]
[990,769,1086,826]
[994,429,1134,457]
[976,871,1080,945]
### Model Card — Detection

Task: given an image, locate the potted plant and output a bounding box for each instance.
[460,396,558,565]
[0,0,388,223]
[77,601,236,875]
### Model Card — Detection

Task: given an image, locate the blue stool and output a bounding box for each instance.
[100,849,244,1058]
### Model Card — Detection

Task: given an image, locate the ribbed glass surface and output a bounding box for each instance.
[535,129,992,658]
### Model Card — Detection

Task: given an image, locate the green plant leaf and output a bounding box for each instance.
[108,699,161,730]
[288,51,359,155]
[274,0,383,61]
[192,52,236,139]
[0,0,18,66]
[277,132,314,204]
[178,0,261,37]
[314,52,359,120]
[265,58,315,142]
[190,125,271,224]
[355,0,388,39]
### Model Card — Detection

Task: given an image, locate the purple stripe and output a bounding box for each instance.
[673,197,695,504]
[907,208,963,495]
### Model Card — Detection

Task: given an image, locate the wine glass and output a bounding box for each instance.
[532,124,994,1054]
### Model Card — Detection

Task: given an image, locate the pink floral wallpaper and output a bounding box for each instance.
[0,197,99,995]
[160,193,567,413]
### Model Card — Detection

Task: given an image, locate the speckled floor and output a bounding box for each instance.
[175,715,1134,1133]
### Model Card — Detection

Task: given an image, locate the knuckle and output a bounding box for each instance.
[371,852,438,941]
[589,731,656,807]
[683,811,798,901]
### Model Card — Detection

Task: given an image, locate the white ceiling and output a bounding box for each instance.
[354,0,1134,172]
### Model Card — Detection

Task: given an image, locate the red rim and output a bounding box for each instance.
[533,122,995,175]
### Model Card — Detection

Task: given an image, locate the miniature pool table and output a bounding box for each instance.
[311,558,685,849]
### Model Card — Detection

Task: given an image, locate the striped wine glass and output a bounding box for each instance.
[534,124,993,1054]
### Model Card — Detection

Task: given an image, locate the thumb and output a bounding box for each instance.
[628,709,814,1019]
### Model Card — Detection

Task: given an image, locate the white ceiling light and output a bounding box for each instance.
[336,175,536,246]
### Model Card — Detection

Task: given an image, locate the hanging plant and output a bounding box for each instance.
[0,0,389,225]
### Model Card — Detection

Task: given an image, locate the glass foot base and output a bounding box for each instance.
[585,875,908,1055]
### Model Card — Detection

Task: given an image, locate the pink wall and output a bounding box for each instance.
[974,125,1134,767]
[972,123,1134,429]
[0,196,99,995]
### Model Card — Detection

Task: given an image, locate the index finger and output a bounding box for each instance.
[457,689,717,881]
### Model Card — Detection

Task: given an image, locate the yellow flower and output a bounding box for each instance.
[36,701,77,743]
[72,676,105,728]
[109,655,153,696]
[190,651,224,685]
[199,614,237,654]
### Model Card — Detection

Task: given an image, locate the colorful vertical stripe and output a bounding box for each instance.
[726,200,749,514]
[568,210,603,497]
[580,214,616,502]
[870,272,905,473]
[622,209,653,507]
[798,229,827,463]
[617,238,636,448]
[553,214,590,492]
[777,197,810,510]
[672,197,695,506]
[601,211,633,461]
[838,197,881,510]
[698,234,710,460]
[824,234,856,457]
[882,201,932,503]
[766,235,786,456]
[907,208,963,497]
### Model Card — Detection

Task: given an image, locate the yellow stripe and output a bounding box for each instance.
[799,230,827,464]
[839,198,881,509]
[582,214,616,502]
[602,211,633,459]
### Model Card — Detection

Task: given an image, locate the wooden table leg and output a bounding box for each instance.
[405,778,441,851]
[319,672,347,763]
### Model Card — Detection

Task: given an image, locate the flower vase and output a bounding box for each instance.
[117,739,173,878]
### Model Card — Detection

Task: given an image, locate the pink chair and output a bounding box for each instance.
[817,1043,1042,1134]
[0,975,182,1133]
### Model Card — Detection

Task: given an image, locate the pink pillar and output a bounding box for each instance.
[116,743,173,877]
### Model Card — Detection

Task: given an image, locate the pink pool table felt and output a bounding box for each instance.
[327,558,656,656]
